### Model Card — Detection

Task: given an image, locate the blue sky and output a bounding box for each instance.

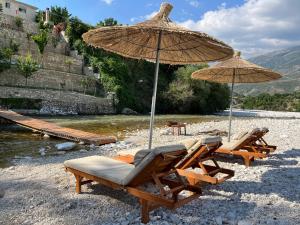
[19,0,300,58]
[20,0,242,25]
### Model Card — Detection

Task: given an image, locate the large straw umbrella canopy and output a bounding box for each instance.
[83,2,234,149]
[192,51,282,141]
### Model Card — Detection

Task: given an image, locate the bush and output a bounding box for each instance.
[163,65,230,114]
[32,30,49,54]
[0,48,11,73]
[15,17,23,29]
[242,92,300,112]
[66,17,91,48]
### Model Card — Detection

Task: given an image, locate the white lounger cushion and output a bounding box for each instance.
[133,144,186,166]
[64,156,135,185]
[117,139,196,157]
[118,136,221,157]
[222,128,260,150]
[64,144,186,186]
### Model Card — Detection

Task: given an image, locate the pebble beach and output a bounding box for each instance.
[0,115,300,225]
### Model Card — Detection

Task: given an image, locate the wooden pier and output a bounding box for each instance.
[0,110,117,145]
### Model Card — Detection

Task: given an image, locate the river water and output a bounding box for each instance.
[0,114,225,168]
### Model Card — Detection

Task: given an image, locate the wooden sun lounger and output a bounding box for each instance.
[246,127,277,152]
[64,145,201,224]
[216,128,272,167]
[115,136,234,185]
[176,136,234,185]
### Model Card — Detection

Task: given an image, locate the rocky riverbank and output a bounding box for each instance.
[0,117,299,225]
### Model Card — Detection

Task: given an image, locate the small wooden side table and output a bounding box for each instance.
[170,123,187,135]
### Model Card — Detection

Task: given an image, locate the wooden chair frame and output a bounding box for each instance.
[176,142,234,185]
[114,142,234,185]
[65,150,201,224]
[216,133,270,167]
[246,129,277,153]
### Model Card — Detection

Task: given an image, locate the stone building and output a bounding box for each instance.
[0,0,37,21]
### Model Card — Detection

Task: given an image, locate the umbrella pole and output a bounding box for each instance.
[148,31,162,149]
[228,70,236,142]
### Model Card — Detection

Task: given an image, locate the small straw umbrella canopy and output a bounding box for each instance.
[83,2,234,149]
[192,51,282,141]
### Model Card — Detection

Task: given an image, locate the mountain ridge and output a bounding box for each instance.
[235,46,300,95]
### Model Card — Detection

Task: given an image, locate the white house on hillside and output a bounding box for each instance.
[0,0,37,21]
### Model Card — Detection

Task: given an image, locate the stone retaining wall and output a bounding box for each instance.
[0,14,38,34]
[0,28,70,55]
[0,87,115,115]
[0,68,103,95]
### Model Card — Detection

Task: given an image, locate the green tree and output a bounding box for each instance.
[164,65,230,114]
[66,17,91,47]
[50,6,71,25]
[32,30,48,67]
[97,18,118,27]
[17,54,39,86]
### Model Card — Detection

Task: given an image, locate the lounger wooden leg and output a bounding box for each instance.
[140,199,150,224]
[75,175,82,194]
[243,156,251,167]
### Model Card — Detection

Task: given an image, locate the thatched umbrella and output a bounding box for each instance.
[192,51,282,141]
[83,2,234,149]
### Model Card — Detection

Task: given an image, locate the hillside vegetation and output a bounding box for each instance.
[241,92,300,112]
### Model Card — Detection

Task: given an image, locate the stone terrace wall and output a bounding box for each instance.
[0,87,115,115]
[0,14,38,34]
[0,28,69,56]
[0,28,83,73]
[13,51,83,74]
[0,68,101,95]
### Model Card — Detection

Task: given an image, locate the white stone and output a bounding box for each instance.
[55,142,77,151]
[43,134,50,138]
[238,219,253,225]
[215,216,223,225]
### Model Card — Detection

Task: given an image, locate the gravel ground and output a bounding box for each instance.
[0,117,300,225]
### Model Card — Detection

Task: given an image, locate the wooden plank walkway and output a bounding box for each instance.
[0,110,117,145]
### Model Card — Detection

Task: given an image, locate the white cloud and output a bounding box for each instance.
[179,0,300,58]
[101,0,113,5]
[188,1,200,8]
[186,0,200,8]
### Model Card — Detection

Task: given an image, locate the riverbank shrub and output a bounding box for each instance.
[242,92,300,112]
[164,65,230,114]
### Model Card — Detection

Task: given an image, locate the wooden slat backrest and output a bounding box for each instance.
[177,142,221,169]
[233,129,261,150]
[129,149,187,186]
